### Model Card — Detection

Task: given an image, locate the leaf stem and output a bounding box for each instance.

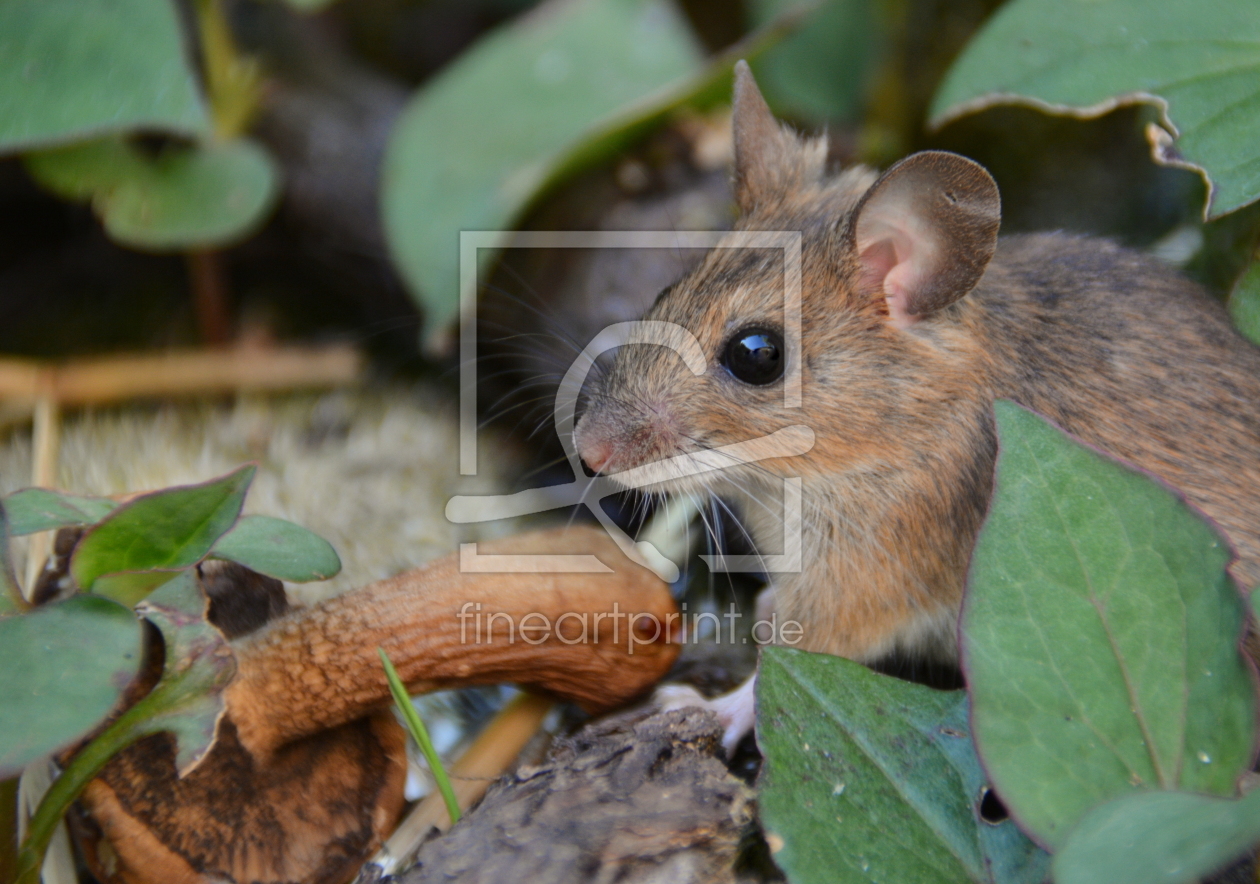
[192,0,261,142]
[378,648,462,826]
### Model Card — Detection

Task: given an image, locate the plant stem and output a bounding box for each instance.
[13,677,179,884]
[378,648,462,826]
[187,250,233,346]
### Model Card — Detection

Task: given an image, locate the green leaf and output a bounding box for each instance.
[71,465,256,599]
[0,595,143,777]
[25,136,278,251]
[962,401,1256,849]
[746,0,880,123]
[4,488,117,536]
[1054,789,1260,884]
[381,0,704,337]
[90,570,189,609]
[134,571,237,774]
[929,0,1260,219]
[210,514,341,583]
[0,0,208,153]
[1227,259,1260,347]
[756,647,1050,884]
[529,18,795,219]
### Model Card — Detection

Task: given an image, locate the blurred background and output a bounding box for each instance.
[3,0,1258,879]
[0,0,1238,753]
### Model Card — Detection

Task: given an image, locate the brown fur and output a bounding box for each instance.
[574,64,1260,666]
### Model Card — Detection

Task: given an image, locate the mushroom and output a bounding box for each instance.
[72,526,679,884]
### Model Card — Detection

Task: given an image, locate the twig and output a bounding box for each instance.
[24,395,61,596]
[0,343,363,408]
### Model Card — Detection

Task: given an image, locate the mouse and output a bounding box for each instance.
[571,61,1260,750]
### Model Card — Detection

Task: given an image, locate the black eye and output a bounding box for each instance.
[722,327,784,385]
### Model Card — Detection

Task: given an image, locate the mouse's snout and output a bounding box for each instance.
[578,435,613,475]
[574,401,685,481]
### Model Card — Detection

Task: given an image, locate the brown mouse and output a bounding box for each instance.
[572,61,1260,747]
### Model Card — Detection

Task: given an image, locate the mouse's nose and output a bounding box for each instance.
[579,438,613,475]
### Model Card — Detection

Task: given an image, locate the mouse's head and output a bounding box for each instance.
[573,62,1001,501]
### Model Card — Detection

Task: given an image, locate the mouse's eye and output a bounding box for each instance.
[722,327,784,385]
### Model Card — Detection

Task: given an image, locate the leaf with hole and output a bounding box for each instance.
[25,136,278,251]
[71,465,255,603]
[0,595,143,777]
[930,0,1260,218]
[134,571,238,774]
[1053,788,1260,884]
[4,488,117,536]
[0,0,208,152]
[962,401,1256,849]
[757,647,1049,884]
[210,515,341,583]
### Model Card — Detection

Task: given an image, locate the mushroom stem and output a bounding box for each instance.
[224,526,679,762]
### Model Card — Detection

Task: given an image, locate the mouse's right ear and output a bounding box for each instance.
[845,151,1000,328]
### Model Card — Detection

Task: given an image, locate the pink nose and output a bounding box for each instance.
[579,438,613,474]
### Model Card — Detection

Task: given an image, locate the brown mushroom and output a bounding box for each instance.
[73,526,680,884]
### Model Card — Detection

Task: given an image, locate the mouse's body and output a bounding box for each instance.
[573,64,1260,739]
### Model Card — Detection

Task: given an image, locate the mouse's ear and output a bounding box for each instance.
[846,151,1000,328]
[732,60,815,213]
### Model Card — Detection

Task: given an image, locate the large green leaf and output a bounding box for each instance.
[71,465,255,603]
[0,0,208,153]
[4,488,117,537]
[1053,788,1260,884]
[381,0,705,337]
[962,401,1256,849]
[757,647,1049,884]
[747,0,879,123]
[929,0,1260,219]
[210,514,341,583]
[0,595,142,777]
[26,136,278,251]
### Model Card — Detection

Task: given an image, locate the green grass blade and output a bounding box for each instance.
[378,648,461,825]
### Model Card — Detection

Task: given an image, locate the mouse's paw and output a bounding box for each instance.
[653,683,709,712]
[652,675,757,755]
